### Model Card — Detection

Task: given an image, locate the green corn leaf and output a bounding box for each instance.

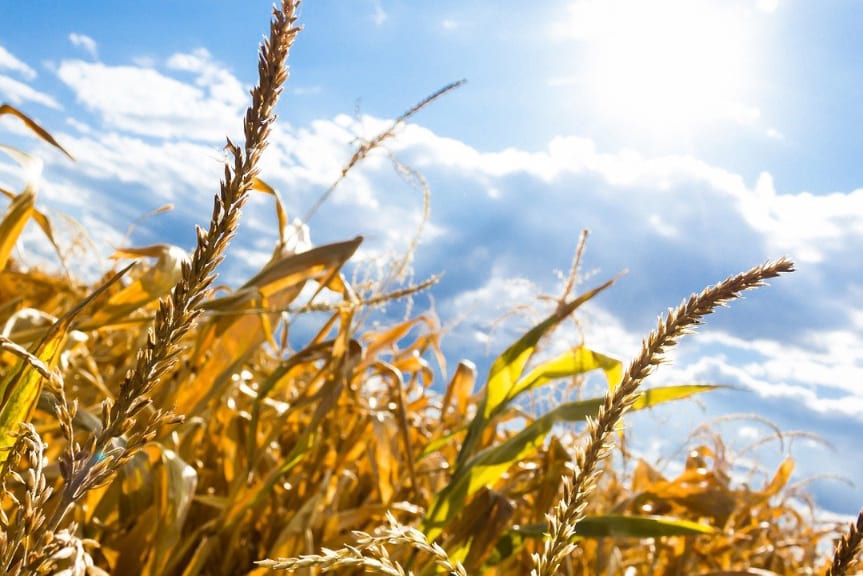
[457,277,617,468]
[517,514,715,539]
[423,384,718,540]
[510,345,622,402]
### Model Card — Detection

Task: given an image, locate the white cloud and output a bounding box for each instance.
[389,125,863,263]
[65,117,93,135]
[695,331,863,401]
[165,48,245,108]
[442,270,545,353]
[767,127,784,140]
[756,0,779,13]
[371,0,387,26]
[0,75,60,109]
[69,33,98,59]
[56,130,224,205]
[56,50,246,141]
[647,213,679,239]
[0,45,36,80]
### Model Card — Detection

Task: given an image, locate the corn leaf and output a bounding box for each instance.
[170,237,361,416]
[487,515,713,568]
[147,448,198,576]
[440,360,477,422]
[423,384,718,539]
[0,188,35,272]
[456,277,616,468]
[80,244,188,329]
[517,514,715,539]
[0,264,131,461]
[0,188,66,272]
[511,345,622,401]
[761,457,794,499]
[0,103,74,160]
[251,177,288,246]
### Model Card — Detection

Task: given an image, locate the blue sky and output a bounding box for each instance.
[2,0,863,518]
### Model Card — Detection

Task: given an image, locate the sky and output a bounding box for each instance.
[1,0,863,518]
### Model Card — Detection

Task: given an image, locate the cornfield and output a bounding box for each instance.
[0,2,860,575]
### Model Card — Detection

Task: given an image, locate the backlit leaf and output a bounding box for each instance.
[456,277,616,468]
[512,345,622,400]
[0,264,131,461]
[423,384,717,540]
[514,514,715,539]
[0,103,74,160]
[0,188,35,272]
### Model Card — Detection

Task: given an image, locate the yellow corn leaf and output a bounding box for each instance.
[440,360,476,422]
[1,188,66,273]
[251,177,288,245]
[362,315,430,360]
[420,425,468,458]
[80,244,188,329]
[146,448,198,576]
[371,416,397,504]
[762,457,795,499]
[170,238,361,416]
[440,488,514,573]
[0,188,35,272]
[0,103,74,160]
[0,264,131,461]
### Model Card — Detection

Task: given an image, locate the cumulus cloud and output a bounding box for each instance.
[386,125,863,266]
[756,0,779,13]
[0,44,37,80]
[68,33,98,59]
[0,75,60,109]
[673,329,863,418]
[54,130,225,210]
[56,50,246,140]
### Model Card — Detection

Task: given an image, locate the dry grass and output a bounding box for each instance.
[0,2,860,575]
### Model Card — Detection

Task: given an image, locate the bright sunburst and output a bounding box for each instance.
[562,0,760,139]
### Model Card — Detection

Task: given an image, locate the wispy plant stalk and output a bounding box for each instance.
[532,257,795,576]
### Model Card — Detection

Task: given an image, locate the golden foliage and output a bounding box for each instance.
[0,3,860,575]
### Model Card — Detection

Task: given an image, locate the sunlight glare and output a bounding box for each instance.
[567,0,758,139]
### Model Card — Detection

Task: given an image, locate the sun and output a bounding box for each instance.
[563,0,759,140]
